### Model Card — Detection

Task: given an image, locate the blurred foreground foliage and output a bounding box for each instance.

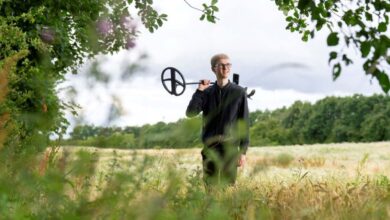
[63,94,390,149]
[0,0,166,218]
[2,145,390,219]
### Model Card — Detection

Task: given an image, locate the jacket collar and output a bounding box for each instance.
[214,80,231,90]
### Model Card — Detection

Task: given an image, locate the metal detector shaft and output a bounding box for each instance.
[186,82,203,85]
[185,82,216,85]
[186,73,238,85]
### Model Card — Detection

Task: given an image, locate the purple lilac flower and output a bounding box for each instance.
[40,26,55,44]
[125,38,136,49]
[96,18,113,37]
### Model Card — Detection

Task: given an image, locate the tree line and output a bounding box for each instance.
[61,94,390,149]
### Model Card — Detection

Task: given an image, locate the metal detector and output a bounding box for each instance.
[161,67,255,98]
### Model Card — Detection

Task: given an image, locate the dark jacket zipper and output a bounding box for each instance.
[218,88,223,135]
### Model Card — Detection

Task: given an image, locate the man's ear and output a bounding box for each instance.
[211,66,216,73]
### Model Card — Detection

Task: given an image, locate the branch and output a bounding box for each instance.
[183,0,204,13]
[183,0,220,20]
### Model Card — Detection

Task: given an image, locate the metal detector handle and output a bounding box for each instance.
[186,82,205,85]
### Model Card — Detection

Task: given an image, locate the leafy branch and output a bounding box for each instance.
[275,0,390,93]
[184,0,220,23]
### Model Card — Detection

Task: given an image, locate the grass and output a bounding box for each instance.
[38,141,390,219]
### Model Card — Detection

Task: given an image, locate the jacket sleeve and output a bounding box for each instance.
[238,90,249,154]
[186,89,204,117]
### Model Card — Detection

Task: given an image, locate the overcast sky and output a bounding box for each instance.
[59,0,383,129]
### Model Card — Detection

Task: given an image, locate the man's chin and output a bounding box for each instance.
[221,72,229,77]
[217,73,230,80]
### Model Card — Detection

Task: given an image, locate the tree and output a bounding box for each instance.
[282,100,312,144]
[361,97,390,141]
[304,97,341,143]
[0,3,172,216]
[70,125,98,140]
[0,0,167,154]
[276,0,390,92]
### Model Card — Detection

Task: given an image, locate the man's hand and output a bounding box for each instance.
[198,79,211,91]
[238,154,246,167]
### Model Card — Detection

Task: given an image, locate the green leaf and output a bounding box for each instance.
[200,14,205,21]
[360,41,371,58]
[316,19,326,30]
[342,10,354,26]
[302,34,308,42]
[365,12,373,21]
[327,32,339,46]
[363,60,371,72]
[318,4,326,17]
[332,63,341,80]
[324,0,333,10]
[207,14,215,23]
[157,19,163,27]
[297,0,311,10]
[328,51,337,64]
[301,30,311,42]
[342,54,353,66]
[378,22,387,32]
[211,0,218,5]
[293,10,299,18]
[376,71,390,93]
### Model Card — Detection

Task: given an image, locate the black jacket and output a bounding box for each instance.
[186,81,249,154]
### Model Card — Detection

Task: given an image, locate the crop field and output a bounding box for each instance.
[53,142,390,219]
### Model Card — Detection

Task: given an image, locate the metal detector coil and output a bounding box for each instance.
[161,67,186,96]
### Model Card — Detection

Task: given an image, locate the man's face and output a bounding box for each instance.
[212,58,231,80]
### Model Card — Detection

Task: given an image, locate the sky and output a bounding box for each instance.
[59,0,383,129]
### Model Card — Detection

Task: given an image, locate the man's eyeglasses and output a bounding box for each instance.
[214,63,232,68]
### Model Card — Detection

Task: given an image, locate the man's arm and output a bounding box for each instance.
[186,89,204,117]
[238,90,249,154]
[186,80,210,117]
[237,91,249,167]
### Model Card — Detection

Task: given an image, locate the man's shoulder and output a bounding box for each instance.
[229,83,246,94]
[204,84,216,94]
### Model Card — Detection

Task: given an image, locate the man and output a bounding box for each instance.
[186,53,249,186]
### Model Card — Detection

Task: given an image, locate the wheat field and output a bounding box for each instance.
[62,141,390,179]
[54,142,390,219]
